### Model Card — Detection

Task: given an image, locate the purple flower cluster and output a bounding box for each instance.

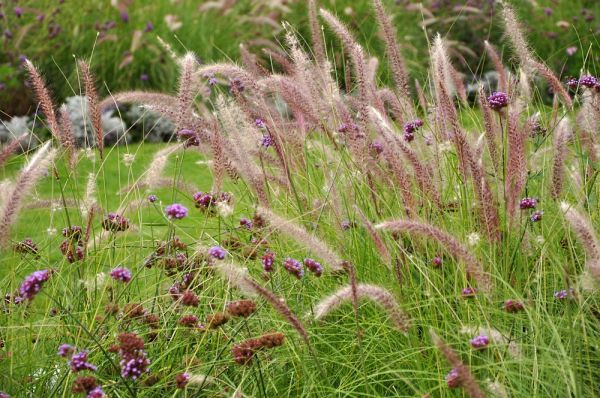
[203,72,217,86]
[432,256,443,267]
[504,299,525,313]
[120,353,150,380]
[445,367,460,388]
[165,203,188,220]
[370,141,384,154]
[0,392,10,398]
[87,387,105,398]
[487,91,509,110]
[58,343,75,358]
[260,135,274,148]
[461,287,476,298]
[192,191,232,214]
[519,197,537,209]
[115,333,150,380]
[554,288,574,300]
[147,194,157,203]
[567,75,600,90]
[69,351,98,372]
[240,218,253,229]
[403,119,423,142]
[262,251,276,272]
[255,118,266,129]
[19,269,51,301]
[530,210,543,222]
[177,129,200,147]
[102,212,130,232]
[110,267,132,283]
[208,245,227,260]
[469,335,490,349]
[303,258,323,277]
[283,258,304,279]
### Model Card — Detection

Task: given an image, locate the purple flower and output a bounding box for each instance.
[341,220,355,230]
[37,14,45,22]
[4,30,13,40]
[432,256,443,267]
[110,267,132,283]
[461,287,476,298]
[519,197,537,209]
[240,218,253,229]
[176,372,190,388]
[102,213,130,232]
[20,269,51,301]
[544,7,553,16]
[14,7,23,18]
[208,246,226,260]
[530,210,543,222]
[504,299,525,313]
[165,204,188,220]
[140,73,149,81]
[255,118,266,129]
[0,392,10,398]
[147,194,157,203]
[303,258,323,277]
[87,387,105,398]
[487,91,509,110]
[554,288,574,300]
[370,141,384,154]
[262,251,276,272]
[69,351,98,372]
[58,344,75,358]
[203,73,217,86]
[403,119,423,142]
[120,11,129,23]
[192,191,214,209]
[445,368,460,388]
[260,135,274,148]
[120,352,150,379]
[566,47,577,56]
[567,77,579,89]
[469,335,489,349]
[144,22,154,32]
[579,75,597,88]
[283,258,304,279]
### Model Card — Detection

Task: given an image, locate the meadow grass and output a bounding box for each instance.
[0,1,599,397]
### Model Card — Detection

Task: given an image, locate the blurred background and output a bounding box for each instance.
[0,0,598,139]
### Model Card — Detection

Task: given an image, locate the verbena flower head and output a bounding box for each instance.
[469,335,490,349]
[461,287,476,298]
[303,258,323,277]
[432,256,443,267]
[240,218,253,229]
[579,75,597,88]
[403,119,423,142]
[370,141,384,154]
[260,135,274,148]
[262,251,276,272]
[208,246,226,260]
[487,91,509,110]
[144,22,154,32]
[63,225,83,240]
[14,238,39,256]
[0,392,10,398]
[530,210,543,222]
[519,197,537,209]
[566,77,579,89]
[504,299,525,313]
[283,258,304,279]
[102,213,130,232]
[175,372,190,389]
[58,343,75,358]
[165,203,188,220]
[116,333,150,380]
[110,267,132,283]
[69,351,98,372]
[14,7,23,17]
[554,288,574,300]
[20,269,51,301]
[147,194,157,203]
[255,118,266,129]
[87,387,105,398]
[445,367,460,388]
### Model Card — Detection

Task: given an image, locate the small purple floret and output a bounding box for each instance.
[165,204,188,220]
[208,246,226,260]
[283,258,304,279]
[110,267,132,283]
[469,335,490,349]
